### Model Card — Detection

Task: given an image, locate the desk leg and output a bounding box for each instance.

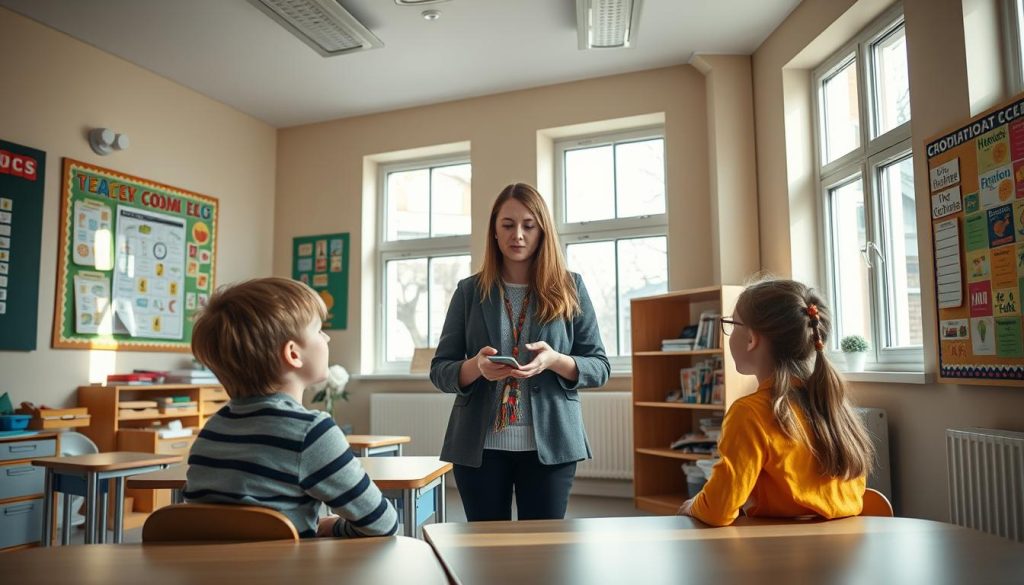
[403,488,416,538]
[396,445,403,456]
[97,478,108,544]
[436,475,446,524]
[41,469,53,548]
[360,447,369,457]
[84,473,98,545]
[112,477,126,543]
[172,488,184,505]
[61,494,72,546]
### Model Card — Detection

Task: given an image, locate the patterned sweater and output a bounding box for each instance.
[184,393,398,538]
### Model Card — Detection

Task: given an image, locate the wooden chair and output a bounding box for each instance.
[860,488,894,517]
[142,503,300,543]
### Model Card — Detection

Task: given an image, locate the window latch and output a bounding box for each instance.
[861,241,884,268]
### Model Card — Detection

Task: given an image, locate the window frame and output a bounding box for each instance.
[376,153,472,374]
[812,4,922,370]
[554,126,669,371]
[1003,0,1024,96]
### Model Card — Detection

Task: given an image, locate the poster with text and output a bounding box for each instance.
[927,93,1024,384]
[53,159,218,351]
[0,139,45,351]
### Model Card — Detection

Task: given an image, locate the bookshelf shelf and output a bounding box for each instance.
[635,401,727,411]
[636,448,714,461]
[630,285,758,515]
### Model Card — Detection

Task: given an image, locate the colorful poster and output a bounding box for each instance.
[0,139,45,351]
[292,233,349,330]
[995,317,1024,357]
[969,281,992,317]
[966,249,990,283]
[976,126,1010,174]
[993,287,1019,317]
[54,160,218,351]
[978,165,1015,209]
[971,317,996,355]
[992,246,1017,289]
[987,204,1015,247]
[965,212,988,251]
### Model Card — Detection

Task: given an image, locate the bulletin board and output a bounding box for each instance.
[292,233,349,330]
[927,94,1024,385]
[0,139,46,351]
[52,159,219,352]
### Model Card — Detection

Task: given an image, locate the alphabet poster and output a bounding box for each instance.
[53,159,218,351]
[0,139,45,351]
[926,94,1024,384]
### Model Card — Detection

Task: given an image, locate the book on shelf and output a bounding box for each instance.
[661,338,695,352]
[106,373,159,385]
[165,368,219,384]
[678,356,725,405]
[693,311,721,350]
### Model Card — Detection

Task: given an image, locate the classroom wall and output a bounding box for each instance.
[753,0,1024,521]
[275,66,718,434]
[0,8,277,407]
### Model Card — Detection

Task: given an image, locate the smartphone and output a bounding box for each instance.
[487,355,522,369]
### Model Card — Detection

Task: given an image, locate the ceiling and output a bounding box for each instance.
[0,0,799,128]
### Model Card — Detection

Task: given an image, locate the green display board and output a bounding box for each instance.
[0,139,46,351]
[53,159,218,351]
[292,233,349,330]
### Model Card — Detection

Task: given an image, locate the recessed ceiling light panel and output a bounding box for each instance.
[249,0,383,57]
[576,0,642,50]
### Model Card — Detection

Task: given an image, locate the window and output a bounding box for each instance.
[555,128,668,369]
[1005,0,1024,94]
[378,156,472,371]
[813,6,921,368]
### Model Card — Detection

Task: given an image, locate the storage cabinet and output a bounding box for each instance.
[630,286,758,515]
[0,433,58,551]
[77,384,225,524]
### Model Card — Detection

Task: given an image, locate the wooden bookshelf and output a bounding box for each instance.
[630,285,758,514]
[77,383,226,521]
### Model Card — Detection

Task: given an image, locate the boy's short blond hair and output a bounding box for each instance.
[191,277,326,399]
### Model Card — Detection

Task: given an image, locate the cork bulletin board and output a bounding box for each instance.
[926,94,1024,385]
[53,159,219,351]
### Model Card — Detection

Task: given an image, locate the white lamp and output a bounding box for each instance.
[88,128,130,156]
[576,0,642,50]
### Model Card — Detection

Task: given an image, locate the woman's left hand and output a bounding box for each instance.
[513,341,562,378]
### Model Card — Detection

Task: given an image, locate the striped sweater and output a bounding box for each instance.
[184,393,398,538]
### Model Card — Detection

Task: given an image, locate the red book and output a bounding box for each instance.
[106,373,158,384]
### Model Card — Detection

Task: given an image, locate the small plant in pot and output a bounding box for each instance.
[839,335,870,372]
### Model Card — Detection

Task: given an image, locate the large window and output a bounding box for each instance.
[378,156,472,371]
[555,128,668,368]
[813,7,921,368]
[1006,0,1024,94]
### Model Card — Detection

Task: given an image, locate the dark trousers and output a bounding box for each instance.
[453,449,577,521]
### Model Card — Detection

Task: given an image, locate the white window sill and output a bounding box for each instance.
[357,370,634,382]
[841,370,931,384]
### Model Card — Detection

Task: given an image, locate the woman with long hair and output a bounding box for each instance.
[430,183,610,521]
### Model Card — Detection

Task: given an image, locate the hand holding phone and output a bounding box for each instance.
[486,355,522,369]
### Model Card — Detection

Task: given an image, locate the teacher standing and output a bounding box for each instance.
[430,183,610,521]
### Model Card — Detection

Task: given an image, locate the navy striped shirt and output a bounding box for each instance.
[184,393,398,538]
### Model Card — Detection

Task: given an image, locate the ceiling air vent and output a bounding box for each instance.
[576,0,642,50]
[394,1,450,5]
[249,0,383,56]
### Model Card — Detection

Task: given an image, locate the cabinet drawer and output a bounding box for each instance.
[0,439,56,463]
[155,435,196,456]
[0,463,45,500]
[0,497,42,550]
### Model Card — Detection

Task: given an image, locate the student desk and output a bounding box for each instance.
[345,434,410,457]
[422,515,1024,585]
[7,536,449,585]
[358,456,451,538]
[32,452,181,546]
[127,456,453,539]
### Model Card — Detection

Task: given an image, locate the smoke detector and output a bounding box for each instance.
[249,0,383,57]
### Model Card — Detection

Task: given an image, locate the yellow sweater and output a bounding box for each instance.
[689,379,865,526]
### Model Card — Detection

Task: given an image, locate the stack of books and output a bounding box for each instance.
[693,310,721,350]
[661,324,699,352]
[106,372,159,385]
[165,368,219,384]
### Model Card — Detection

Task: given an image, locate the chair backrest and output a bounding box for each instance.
[142,503,300,543]
[860,487,894,517]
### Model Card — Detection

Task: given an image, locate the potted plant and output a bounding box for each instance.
[839,335,870,372]
[309,365,352,433]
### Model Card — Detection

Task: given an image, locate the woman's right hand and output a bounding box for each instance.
[475,346,513,381]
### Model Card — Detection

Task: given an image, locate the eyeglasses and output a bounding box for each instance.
[720,317,743,336]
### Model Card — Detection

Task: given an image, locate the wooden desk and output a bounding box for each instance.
[6,536,449,585]
[32,452,181,545]
[422,515,1024,585]
[345,434,410,457]
[127,456,453,539]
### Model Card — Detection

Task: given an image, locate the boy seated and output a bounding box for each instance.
[184,277,398,538]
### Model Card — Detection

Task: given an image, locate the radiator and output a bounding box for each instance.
[856,407,893,503]
[946,428,1024,542]
[370,392,633,480]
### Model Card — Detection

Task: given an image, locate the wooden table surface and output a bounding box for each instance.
[422,515,1024,585]
[8,536,450,585]
[345,435,411,448]
[126,464,188,490]
[31,452,182,473]
[356,456,452,490]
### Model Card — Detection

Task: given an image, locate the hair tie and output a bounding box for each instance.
[806,304,819,318]
[814,340,825,352]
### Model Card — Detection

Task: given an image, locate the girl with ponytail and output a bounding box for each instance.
[679,278,875,526]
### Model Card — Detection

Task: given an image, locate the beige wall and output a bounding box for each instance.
[753,0,1024,521]
[0,8,277,407]
[275,66,711,432]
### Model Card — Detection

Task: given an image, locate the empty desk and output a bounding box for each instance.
[345,435,410,457]
[357,456,451,538]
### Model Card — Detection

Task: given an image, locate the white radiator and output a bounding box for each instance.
[946,427,1024,542]
[370,392,633,480]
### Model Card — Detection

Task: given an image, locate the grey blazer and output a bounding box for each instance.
[430,272,610,467]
